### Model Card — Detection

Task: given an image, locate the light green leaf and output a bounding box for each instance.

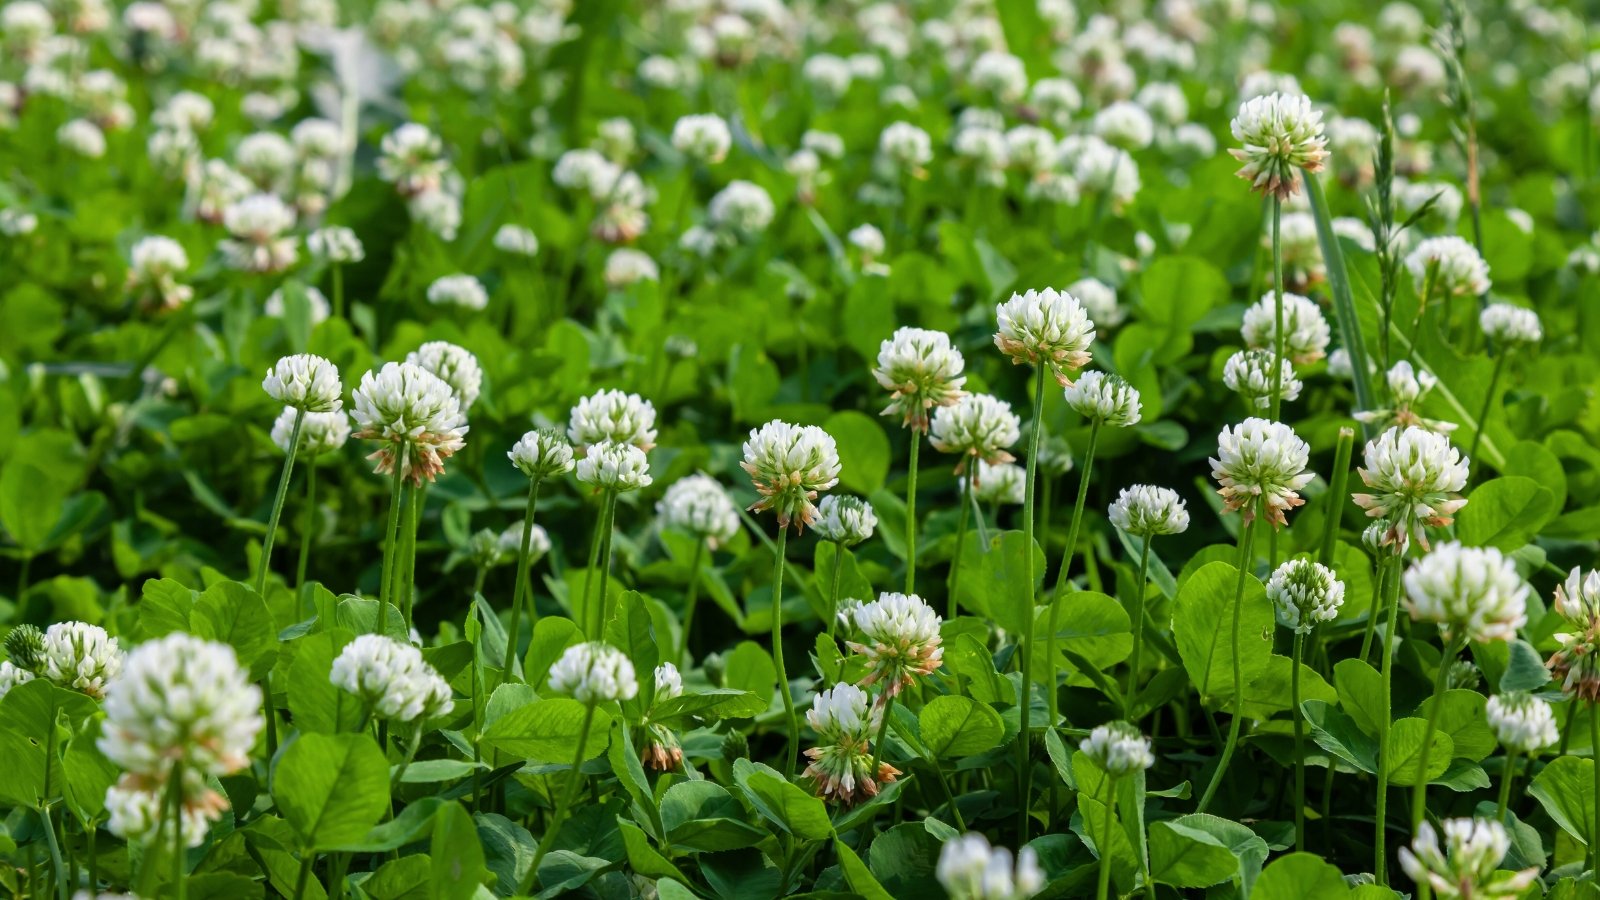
[481,698,612,765]
[273,733,390,850]
[1172,561,1272,710]
[919,695,1004,758]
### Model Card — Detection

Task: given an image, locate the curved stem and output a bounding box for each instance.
[293,852,314,900]
[904,435,922,594]
[521,703,597,894]
[1126,536,1153,709]
[1270,197,1285,421]
[771,528,798,778]
[1047,421,1101,729]
[39,806,66,900]
[1410,637,1459,830]
[1196,516,1258,814]
[1016,364,1048,844]
[946,465,973,620]
[825,543,844,638]
[504,479,544,676]
[295,461,318,598]
[401,483,425,634]
[1374,554,1404,885]
[256,410,305,596]
[1096,775,1118,900]
[376,461,405,636]
[681,540,706,663]
[869,694,896,776]
[580,494,606,638]
[1467,352,1507,468]
[929,759,967,830]
[1292,630,1307,851]
[1495,747,1519,823]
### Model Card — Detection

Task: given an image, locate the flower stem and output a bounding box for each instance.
[869,694,896,775]
[1467,352,1507,468]
[1126,535,1153,709]
[295,461,318,598]
[376,461,405,636]
[1319,428,1355,568]
[1374,553,1404,885]
[1047,421,1100,729]
[1096,775,1118,900]
[1495,747,1519,823]
[1292,630,1307,852]
[904,435,922,594]
[1270,197,1285,421]
[167,760,186,900]
[1410,636,1460,830]
[681,540,706,663]
[400,483,425,634]
[946,466,973,620]
[771,527,798,778]
[1591,701,1599,878]
[256,409,305,596]
[1196,515,1258,814]
[503,479,544,677]
[1304,172,1376,424]
[39,806,67,900]
[521,703,597,894]
[594,490,620,636]
[1016,363,1048,844]
[293,852,315,900]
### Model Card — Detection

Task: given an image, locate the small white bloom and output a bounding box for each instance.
[1094,100,1155,150]
[1403,542,1529,644]
[350,362,469,485]
[262,354,342,413]
[234,131,295,187]
[1479,303,1542,345]
[575,440,653,492]
[1228,92,1328,198]
[1079,721,1155,776]
[994,288,1096,384]
[1485,692,1558,754]
[848,592,943,696]
[653,662,684,701]
[496,520,551,567]
[813,495,878,547]
[1066,278,1124,329]
[127,235,192,310]
[492,224,539,257]
[568,389,657,451]
[1241,291,1330,363]
[878,121,933,176]
[405,341,482,411]
[930,394,1020,472]
[1210,417,1313,527]
[378,122,448,196]
[220,193,298,273]
[548,642,638,703]
[803,682,898,804]
[671,113,731,164]
[1223,348,1303,409]
[708,179,774,235]
[1398,818,1539,900]
[1352,426,1469,553]
[1064,370,1142,426]
[604,248,659,287]
[426,274,488,311]
[936,832,1044,900]
[330,634,454,723]
[264,286,330,325]
[0,660,34,699]
[39,622,122,698]
[872,327,967,430]
[848,223,885,258]
[58,118,106,158]
[973,461,1026,505]
[657,474,740,548]
[1406,236,1491,298]
[1266,559,1345,633]
[271,407,350,456]
[1108,485,1189,537]
[741,420,842,530]
[508,428,576,481]
[408,188,461,241]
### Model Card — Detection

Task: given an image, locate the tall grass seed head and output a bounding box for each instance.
[994,288,1096,385]
[262,353,342,413]
[740,420,841,531]
[872,326,967,430]
[1210,417,1313,527]
[547,642,638,703]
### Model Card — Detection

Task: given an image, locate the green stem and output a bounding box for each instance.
[296,461,317,596]
[1319,428,1355,568]
[1292,630,1307,852]
[1374,554,1404,885]
[1016,363,1048,844]
[401,483,425,634]
[1467,352,1507,468]
[904,435,922,594]
[595,491,620,637]
[1196,516,1258,813]
[86,820,96,895]
[946,466,973,620]
[869,695,895,776]
[1410,637,1460,830]
[293,852,315,900]
[929,760,967,830]
[520,703,597,894]
[256,410,305,595]
[1270,197,1285,421]
[681,540,706,663]
[1360,561,1387,665]
[40,807,67,900]
[1495,747,1518,823]
[1591,701,1599,878]
[1126,536,1153,708]
[1047,421,1101,729]
[503,479,544,676]
[1096,775,1118,900]
[580,494,607,638]
[376,461,405,636]
[167,761,186,900]
[825,543,844,638]
[772,527,798,778]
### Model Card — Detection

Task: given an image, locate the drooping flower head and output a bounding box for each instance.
[1398,818,1539,900]
[330,634,455,724]
[1241,291,1331,364]
[1485,692,1558,754]
[1210,418,1313,527]
[548,642,638,704]
[994,288,1096,385]
[1108,485,1190,537]
[1548,568,1600,701]
[568,388,658,452]
[973,461,1026,505]
[803,683,899,805]
[872,327,967,430]
[1352,426,1468,554]
[1223,349,1303,410]
[813,495,877,547]
[847,592,943,698]
[575,440,653,492]
[1078,721,1155,776]
[740,420,842,531]
[350,362,470,485]
[405,341,483,412]
[936,832,1045,900]
[1228,92,1328,199]
[1266,559,1345,634]
[642,662,686,770]
[930,393,1020,474]
[1064,371,1142,426]
[39,621,123,698]
[657,474,740,548]
[1403,542,1528,644]
[508,428,576,481]
[263,353,342,413]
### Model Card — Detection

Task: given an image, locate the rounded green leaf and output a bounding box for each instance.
[919,695,1004,758]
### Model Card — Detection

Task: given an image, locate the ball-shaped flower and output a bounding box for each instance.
[878,121,933,176]
[493,224,539,257]
[350,362,470,485]
[105,769,227,849]
[568,388,658,451]
[1407,236,1491,298]
[307,225,364,264]
[1210,418,1313,527]
[1265,559,1345,633]
[802,683,899,805]
[405,341,482,412]
[671,113,731,164]
[1223,348,1303,409]
[1479,303,1542,346]
[329,634,455,724]
[707,180,774,235]
[575,440,653,492]
[508,428,576,481]
[1485,692,1558,754]
[930,393,1020,472]
[547,642,638,704]
[995,288,1096,384]
[872,327,967,430]
[1352,426,1469,553]
[1241,291,1331,363]
[973,461,1026,505]
[740,420,842,531]
[1078,721,1155,776]
[1398,818,1539,900]
[657,474,740,548]
[813,495,877,547]
[263,353,342,413]
[936,833,1045,900]
[220,193,298,273]
[1108,485,1190,537]
[1403,542,1528,644]
[425,274,488,311]
[40,621,122,698]
[847,592,943,697]
[1228,92,1328,199]
[1065,371,1142,427]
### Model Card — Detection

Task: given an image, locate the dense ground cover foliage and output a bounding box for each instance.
[2,0,1600,898]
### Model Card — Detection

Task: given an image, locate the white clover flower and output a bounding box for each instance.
[378,122,448,196]
[1223,349,1303,409]
[58,118,106,158]
[1397,180,1462,226]
[1228,92,1328,199]
[568,388,657,451]
[0,660,34,699]
[1136,81,1189,125]
[220,193,298,273]
[1406,236,1491,298]
[1094,100,1155,150]
[496,520,551,567]
[1003,125,1057,179]
[1079,721,1155,776]
[271,407,350,456]
[973,461,1026,505]
[936,833,1044,900]
[234,131,295,187]
[425,274,488,311]
[1266,559,1345,633]
[492,223,539,257]
[1398,818,1539,900]
[507,428,576,481]
[1356,361,1455,433]
[802,53,853,100]
[1352,426,1469,553]
[291,118,344,160]
[707,179,774,235]
[405,341,482,411]
[1108,485,1190,537]
[408,188,461,241]
[812,495,878,547]
[872,327,967,430]
[994,288,1096,384]
[803,130,846,160]
[1403,542,1528,644]
[264,285,330,324]
[968,50,1027,103]
[657,474,740,548]
[548,642,638,703]
[594,117,635,161]
[848,223,885,258]
[38,622,121,698]
[330,634,454,723]
[127,235,192,310]
[1332,216,1377,251]
[930,393,1020,473]
[803,682,898,805]
[878,121,933,176]
[1479,303,1542,346]
[1553,568,1600,702]
[654,662,684,701]
[604,248,659,287]
[1030,78,1082,128]
[307,225,364,264]
[350,362,469,485]
[671,113,731,164]
[1210,417,1313,527]
[1065,370,1142,426]
[154,90,213,133]
[1241,291,1330,363]
[740,420,841,531]
[1066,277,1124,329]
[1068,135,1140,205]
[1486,692,1558,754]
[553,149,619,195]
[1554,567,1600,629]
[575,440,652,492]
[638,54,684,89]
[0,207,36,236]
[262,354,342,414]
[848,592,943,697]
[105,771,225,848]
[196,160,253,224]
[99,633,262,779]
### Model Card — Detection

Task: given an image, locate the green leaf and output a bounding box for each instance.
[603,590,656,708]
[868,823,943,895]
[1139,256,1229,332]
[481,698,612,764]
[0,462,66,552]
[1417,690,1496,762]
[824,410,891,495]
[361,856,431,900]
[0,678,99,806]
[835,840,895,900]
[330,798,444,853]
[137,578,197,640]
[1302,700,1378,773]
[944,632,1013,705]
[1163,814,1269,895]
[1385,717,1454,787]
[651,689,768,725]
[1499,640,1551,692]
[272,733,390,850]
[1037,591,1132,678]
[740,767,833,841]
[1172,561,1272,709]
[1304,172,1375,423]
[1147,820,1239,888]
[1333,658,1385,737]
[918,695,1004,758]
[1531,755,1594,847]
[62,720,119,825]
[618,818,689,882]
[608,722,663,839]
[1458,477,1557,551]
[1251,851,1352,900]
[429,801,488,900]
[661,780,765,852]
[724,640,776,703]
[524,616,583,691]
[287,630,365,735]
[982,530,1045,636]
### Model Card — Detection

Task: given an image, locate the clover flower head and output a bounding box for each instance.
[234,131,295,187]
[1357,361,1455,433]
[657,473,740,547]
[1266,559,1345,633]
[1554,567,1600,629]
[263,353,342,413]
[1241,291,1330,363]
[1108,485,1190,537]
[330,634,454,724]
[968,50,1027,103]
[878,121,933,175]
[1036,433,1075,476]
[568,388,658,451]
[575,440,653,492]
[1094,99,1155,150]
[1079,720,1155,776]
[1352,426,1469,553]
[1479,303,1542,346]
[936,832,1045,900]
[378,122,448,196]
[220,193,298,273]
[872,327,968,430]
[105,770,228,848]
[994,288,1096,384]
[973,461,1026,505]
[671,113,731,163]
[496,520,551,567]
[803,683,899,804]
[1210,417,1313,527]
[1485,691,1558,754]
[813,495,877,547]
[740,420,841,531]
[1398,818,1539,900]
[306,225,364,264]
[271,407,350,457]
[930,393,1020,473]
[350,362,469,485]
[653,662,684,701]
[425,274,488,311]
[99,633,262,779]
[506,428,575,481]
[548,642,638,704]
[1228,91,1328,198]
[492,224,539,257]
[848,592,943,697]
[38,621,122,698]
[0,660,34,699]
[605,249,660,287]
[1065,370,1142,427]
[707,179,774,235]
[127,236,192,310]
[1066,277,1125,328]
[1223,348,1302,410]
[405,341,482,411]
[1407,236,1491,298]
[1403,542,1528,644]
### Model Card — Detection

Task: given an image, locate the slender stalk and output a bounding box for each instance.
[929,761,967,830]
[376,462,405,636]
[1319,428,1355,567]
[296,462,318,595]
[520,703,597,894]
[1591,702,1599,877]
[1410,636,1460,830]
[1047,421,1101,729]
[503,479,544,676]
[904,435,922,594]
[1374,554,1405,885]
[1269,197,1286,421]
[1096,775,1118,900]
[1467,353,1507,467]
[1360,560,1387,664]
[1304,173,1376,424]
[771,528,798,778]
[86,821,97,895]
[256,409,305,595]
[869,695,896,776]
[594,491,620,636]
[1126,536,1153,706]
[1495,748,1519,823]
[1292,630,1307,851]
[331,264,345,323]
[680,540,706,663]
[1016,364,1048,844]
[1411,262,1439,348]
[39,807,67,900]
[167,761,186,900]
[580,493,607,638]
[400,484,424,634]
[946,466,973,619]
[293,852,315,900]
[1196,516,1258,813]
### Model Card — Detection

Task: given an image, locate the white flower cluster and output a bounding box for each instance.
[220,193,298,273]
[1228,92,1328,198]
[994,288,1096,384]
[31,621,122,698]
[405,341,483,411]
[671,113,732,164]
[741,420,842,530]
[847,592,943,697]
[1352,426,1469,553]
[1065,370,1143,426]
[930,393,1020,471]
[1485,691,1558,754]
[1403,542,1528,644]
[330,634,455,723]
[1079,720,1155,776]
[936,833,1044,900]
[657,474,740,548]
[1357,361,1455,433]
[350,362,469,484]
[803,682,898,804]
[812,495,878,547]
[497,520,551,567]
[1479,303,1542,345]
[426,274,489,311]
[1265,559,1345,633]
[1210,417,1312,527]
[1108,485,1190,537]
[1240,291,1330,363]
[878,121,933,175]
[1406,236,1491,298]
[307,225,365,264]
[1223,349,1302,409]
[127,236,192,310]
[575,440,653,492]
[872,327,968,430]
[1066,277,1124,328]
[1398,818,1538,900]
[378,122,449,197]
[508,428,576,481]
[974,461,1026,505]
[568,388,658,451]
[548,642,638,704]
[263,354,342,413]
[493,224,539,257]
